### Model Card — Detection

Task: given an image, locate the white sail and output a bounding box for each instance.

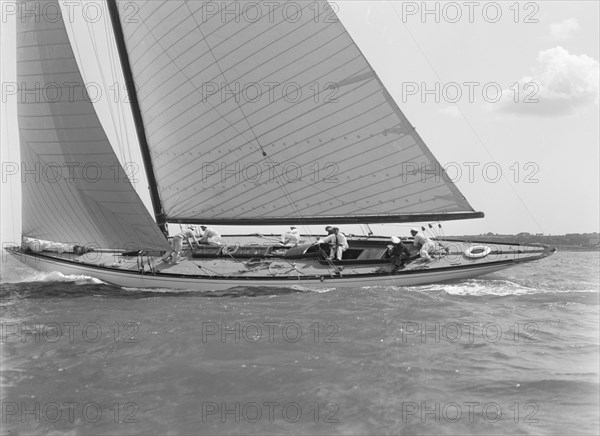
[17,0,169,251]
[114,0,481,224]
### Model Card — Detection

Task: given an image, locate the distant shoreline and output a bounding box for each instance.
[550,246,600,252]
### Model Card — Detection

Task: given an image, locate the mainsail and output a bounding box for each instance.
[17,0,169,250]
[112,0,483,225]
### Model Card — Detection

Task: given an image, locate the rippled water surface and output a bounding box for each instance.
[1,251,598,435]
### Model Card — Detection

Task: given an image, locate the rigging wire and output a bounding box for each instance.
[438,222,446,241]
[427,223,439,238]
[388,1,545,234]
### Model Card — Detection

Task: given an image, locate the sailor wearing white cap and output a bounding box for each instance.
[388,236,411,270]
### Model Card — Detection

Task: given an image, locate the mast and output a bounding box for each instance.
[107,0,167,235]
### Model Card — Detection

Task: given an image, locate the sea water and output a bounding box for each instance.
[1,251,598,435]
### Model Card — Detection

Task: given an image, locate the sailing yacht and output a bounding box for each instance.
[5,0,554,290]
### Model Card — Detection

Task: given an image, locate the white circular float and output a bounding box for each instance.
[464,245,492,259]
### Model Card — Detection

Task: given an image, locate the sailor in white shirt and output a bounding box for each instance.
[281,226,300,245]
[162,226,199,264]
[198,226,222,246]
[318,227,349,260]
[410,227,435,261]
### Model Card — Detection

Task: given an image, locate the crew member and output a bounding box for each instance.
[199,226,222,246]
[410,227,435,261]
[162,226,199,264]
[388,236,411,270]
[281,226,300,245]
[317,227,349,260]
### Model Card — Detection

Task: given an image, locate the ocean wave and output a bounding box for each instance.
[290,284,335,293]
[116,285,314,298]
[5,270,105,286]
[117,283,336,295]
[383,279,599,296]
[421,279,539,296]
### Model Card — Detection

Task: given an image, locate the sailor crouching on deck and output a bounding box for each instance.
[198,226,222,246]
[410,227,435,261]
[388,236,411,271]
[317,227,349,260]
[281,226,300,246]
[162,226,199,264]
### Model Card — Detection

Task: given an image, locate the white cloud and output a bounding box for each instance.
[497,46,599,117]
[550,18,580,41]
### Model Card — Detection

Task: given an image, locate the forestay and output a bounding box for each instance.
[115,0,482,224]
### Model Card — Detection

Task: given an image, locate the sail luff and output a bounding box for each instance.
[106,0,167,233]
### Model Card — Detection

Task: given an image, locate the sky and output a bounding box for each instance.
[1,1,599,247]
